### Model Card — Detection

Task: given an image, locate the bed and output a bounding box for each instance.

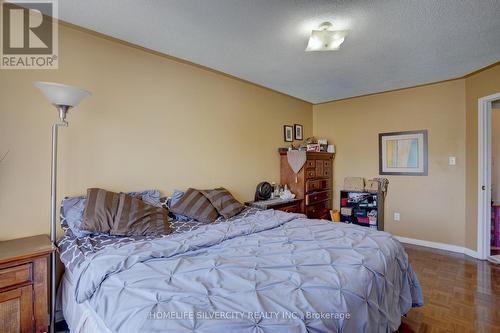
[58,207,423,333]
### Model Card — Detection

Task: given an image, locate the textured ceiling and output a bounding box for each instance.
[57,0,500,103]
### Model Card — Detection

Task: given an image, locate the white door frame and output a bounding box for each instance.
[478,92,500,260]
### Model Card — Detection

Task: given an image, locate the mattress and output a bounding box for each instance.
[59,274,112,333]
[59,209,422,332]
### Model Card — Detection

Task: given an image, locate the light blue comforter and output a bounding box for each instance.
[72,209,423,333]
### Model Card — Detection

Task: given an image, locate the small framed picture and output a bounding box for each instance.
[284,125,293,142]
[294,124,303,140]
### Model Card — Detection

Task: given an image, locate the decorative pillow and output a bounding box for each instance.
[201,188,245,219]
[127,189,162,207]
[112,193,170,236]
[60,196,91,237]
[80,188,121,234]
[164,190,191,221]
[169,188,219,223]
[61,189,162,236]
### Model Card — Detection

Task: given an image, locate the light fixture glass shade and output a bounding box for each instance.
[34,81,91,107]
[305,22,347,52]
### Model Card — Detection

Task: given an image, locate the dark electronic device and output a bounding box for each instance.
[254,181,272,201]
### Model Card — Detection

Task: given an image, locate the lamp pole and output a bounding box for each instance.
[34,82,91,333]
[49,106,68,333]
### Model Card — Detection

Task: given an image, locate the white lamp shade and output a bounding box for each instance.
[34,81,91,107]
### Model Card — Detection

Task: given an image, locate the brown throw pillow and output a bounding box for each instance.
[80,188,121,234]
[112,193,170,236]
[201,188,245,219]
[169,188,219,223]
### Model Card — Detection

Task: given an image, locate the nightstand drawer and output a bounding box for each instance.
[278,204,301,213]
[0,264,32,290]
[305,190,331,206]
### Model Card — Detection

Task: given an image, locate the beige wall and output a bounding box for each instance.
[0,20,498,251]
[464,64,500,250]
[313,63,500,250]
[492,109,500,204]
[0,24,312,240]
[313,80,467,246]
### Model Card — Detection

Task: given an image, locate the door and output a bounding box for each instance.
[0,286,34,333]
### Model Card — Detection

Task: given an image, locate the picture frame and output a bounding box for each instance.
[294,124,303,140]
[379,130,428,176]
[284,125,294,142]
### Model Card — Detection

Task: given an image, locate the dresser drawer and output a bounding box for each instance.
[323,160,331,169]
[305,190,331,206]
[0,264,32,290]
[323,168,331,178]
[305,169,316,179]
[305,180,320,192]
[305,160,316,169]
[305,179,330,193]
[315,160,324,177]
[305,201,330,219]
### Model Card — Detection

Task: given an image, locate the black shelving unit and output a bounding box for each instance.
[340,190,385,230]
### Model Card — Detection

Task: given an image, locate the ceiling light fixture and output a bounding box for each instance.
[305,22,347,52]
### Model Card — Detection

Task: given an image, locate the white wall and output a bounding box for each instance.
[492,108,500,204]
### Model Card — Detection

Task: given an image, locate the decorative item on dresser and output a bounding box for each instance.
[0,235,54,333]
[279,149,334,219]
[245,198,303,214]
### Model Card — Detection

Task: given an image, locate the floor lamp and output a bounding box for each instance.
[34,81,91,333]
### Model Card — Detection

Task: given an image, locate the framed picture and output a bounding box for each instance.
[294,124,303,140]
[379,130,428,176]
[284,125,294,142]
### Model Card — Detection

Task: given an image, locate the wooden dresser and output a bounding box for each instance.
[0,235,54,333]
[279,151,334,219]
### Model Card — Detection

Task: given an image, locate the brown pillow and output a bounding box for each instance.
[201,188,244,219]
[170,188,219,223]
[112,193,170,236]
[80,188,120,234]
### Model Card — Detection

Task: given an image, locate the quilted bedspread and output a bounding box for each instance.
[70,209,423,333]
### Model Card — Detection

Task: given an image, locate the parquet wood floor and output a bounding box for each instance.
[398,244,500,333]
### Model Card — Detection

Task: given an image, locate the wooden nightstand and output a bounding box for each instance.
[245,198,303,214]
[0,235,54,333]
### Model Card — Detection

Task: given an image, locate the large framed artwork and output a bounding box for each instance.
[379,130,428,176]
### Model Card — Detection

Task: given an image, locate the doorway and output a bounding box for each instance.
[491,100,500,258]
[478,93,500,261]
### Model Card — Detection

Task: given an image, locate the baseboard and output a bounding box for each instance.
[395,236,480,259]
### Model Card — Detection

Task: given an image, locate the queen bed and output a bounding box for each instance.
[57,205,423,333]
